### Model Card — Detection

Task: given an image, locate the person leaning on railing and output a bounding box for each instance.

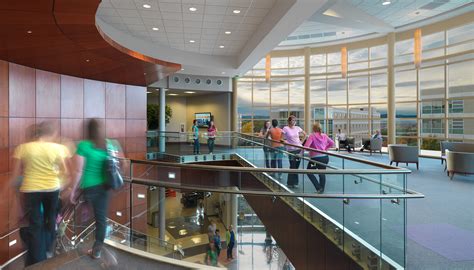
[259,120,272,168]
[282,115,306,188]
[304,122,334,194]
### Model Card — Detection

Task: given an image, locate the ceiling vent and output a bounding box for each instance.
[419,0,449,10]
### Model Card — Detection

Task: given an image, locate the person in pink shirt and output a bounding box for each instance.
[304,122,334,193]
[282,115,306,188]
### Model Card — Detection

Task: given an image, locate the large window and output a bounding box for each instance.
[237,21,474,153]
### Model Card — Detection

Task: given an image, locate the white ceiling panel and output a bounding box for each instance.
[121,17,144,24]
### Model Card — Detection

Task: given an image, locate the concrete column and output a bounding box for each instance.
[387,33,396,145]
[230,194,238,232]
[159,87,166,152]
[159,187,166,245]
[231,77,238,148]
[304,47,312,133]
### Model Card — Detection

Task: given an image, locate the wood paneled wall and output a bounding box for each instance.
[0,60,147,265]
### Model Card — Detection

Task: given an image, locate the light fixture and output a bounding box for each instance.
[147,91,152,94]
[219,45,225,48]
[180,68,184,71]
[225,31,231,35]
[265,54,271,82]
[189,40,195,43]
[341,47,347,78]
[152,27,159,31]
[233,9,241,14]
[86,59,90,62]
[184,91,195,94]
[221,72,226,74]
[382,1,391,5]
[168,93,178,96]
[143,4,151,8]
[27,30,32,34]
[189,7,197,12]
[414,28,422,69]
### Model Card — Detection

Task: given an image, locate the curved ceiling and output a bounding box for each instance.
[0,0,181,86]
[279,0,474,47]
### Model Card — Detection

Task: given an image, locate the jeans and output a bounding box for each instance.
[270,146,284,169]
[193,138,200,154]
[263,147,271,168]
[83,185,110,251]
[227,241,235,259]
[23,190,60,265]
[287,150,302,186]
[306,155,329,191]
[207,138,215,153]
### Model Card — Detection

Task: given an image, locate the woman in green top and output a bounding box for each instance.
[192,119,200,154]
[70,119,116,259]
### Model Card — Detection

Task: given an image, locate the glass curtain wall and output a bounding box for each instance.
[237,21,474,153]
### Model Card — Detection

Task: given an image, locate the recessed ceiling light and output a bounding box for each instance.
[225,31,231,35]
[168,93,178,96]
[143,4,151,9]
[144,73,147,75]
[152,27,159,31]
[221,72,226,74]
[382,1,391,5]
[189,40,195,43]
[147,91,152,94]
[86,59,90,62]
[27,30,32,34]
[415,11,420,15]
[184,91,195,94]
[219,45,225,48]
[233,9,241,14]
[181,68,184,71]
[189,7,197,12]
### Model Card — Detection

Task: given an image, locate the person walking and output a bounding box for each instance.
[70,119,122,259]
[266,119,285,180]
[192,119,200,154]
[282,115,306,188]
[214,229,222,258]
[259,121,272,168]
[226,225,236,260]
[11,121,70,265]
[207,121,217,154]
[304,122,334,194]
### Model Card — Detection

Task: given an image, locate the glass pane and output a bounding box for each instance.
[328,52,341,65]
[421,138,442,151]
[448,119,474,140]
[271,81,288,105]
[238,106,252,119]
[447,22,474,45]
[372,119,387,136]
[370,44,387,60]
[311,66,326,74]
[270,108,288,120]
[289,81,304,105]
[289,68,304,75]
[396,137,418,146]
[254,58,266,69]
[447,99,474,117]
[328,106,347,137]
[312,106,326,119]
[395,39,414,55]
[252,107,270,119]
[240,119,253,133]
[253,81,270,106]
[252,69,265,76]
[350,118,369,142]
[396,119,417,137]
[420,100,445,118]
[310,54,326,66]
[422,31,445,50]
[420,66,445,100]
[448,60,474,98]
[396,103,417,118]
[271,57,288,68]
[348,48,368,62]
[420,119,445,137]
[311,79,326,105]
[371,74,388,103]
[271,69,288,76]
[370,59,387,68]
[237,81,252,106]
[348,62,368,71]
[328,79,347,105]
[289,56,304,68]
[395,69,417,102]
[371,104,388,119]
[348,76,368,104]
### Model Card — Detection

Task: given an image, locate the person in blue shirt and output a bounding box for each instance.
[226,225,236,260]
[214,229,222,257]
[192,119,200,154]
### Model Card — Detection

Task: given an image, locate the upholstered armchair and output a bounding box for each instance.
[446,149,474,180]
[369,138,383,155]
[388,144,419,170]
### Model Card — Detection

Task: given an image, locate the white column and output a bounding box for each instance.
[304,47,312,133]
[159,187,166,245]
[159,87,166,152]
[387,33,396,145]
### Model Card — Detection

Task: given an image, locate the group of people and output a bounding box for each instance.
[205,222,236,266]
[259,116,383,194]
[192,119,217,155]
[10,119,120,265]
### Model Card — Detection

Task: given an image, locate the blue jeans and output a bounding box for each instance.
[270,146,285,169]
[306,155,329,191]
[263,147,271,168]
[23,190,60,265]
[207,138,215,153]
[193,138,200,154]
[83,185,110,251]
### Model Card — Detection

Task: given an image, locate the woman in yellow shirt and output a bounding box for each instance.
[11,121,70,265]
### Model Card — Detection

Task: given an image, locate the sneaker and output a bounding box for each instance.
[89,248,102,259]
[316,189,324,194]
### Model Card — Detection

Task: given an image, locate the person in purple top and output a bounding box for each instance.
[282,115,306,188]
[304,122,334,193]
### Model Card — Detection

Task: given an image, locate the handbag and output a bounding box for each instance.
[104,139,124,190]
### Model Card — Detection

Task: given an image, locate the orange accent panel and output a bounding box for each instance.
[84,79,105,119]
[36,70,60,118]
[8,63,35,118]
[126,86,146,119]
[60,75,84,118]
[0,60,8,117]
[105,83,126,119]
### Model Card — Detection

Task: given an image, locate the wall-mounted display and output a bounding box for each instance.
[195,112,212,127]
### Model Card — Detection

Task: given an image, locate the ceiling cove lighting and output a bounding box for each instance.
[265,54,271,82]
[225,31,231,35]
[414,28,422,69]
[168,93,178,96]
[341,47,347,78]
[189,7,197,12]
[184,91,195,94]
[382,1,391,5]
[219,45,225,48]
[143,4,151,9]
[189,40,195,43]
[233,9,241,14]
[152,27,159,31]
